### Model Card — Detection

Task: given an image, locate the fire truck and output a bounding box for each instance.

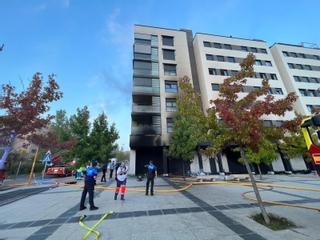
[46,155,73,177]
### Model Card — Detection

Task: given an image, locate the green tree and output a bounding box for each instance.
[168,76,206,175]
[69,106,92,163]
[115,146,130,162]
[213,53,298,224]
[89,113,119,163]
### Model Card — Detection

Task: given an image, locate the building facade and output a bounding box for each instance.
[130,24,317,175]
[270,43,320,115]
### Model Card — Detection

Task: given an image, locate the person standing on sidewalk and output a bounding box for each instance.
[108,159,116,180]
[114,161,128,201]
[101,162,107,182]
[80,161,99,211]
[145,160,157,196]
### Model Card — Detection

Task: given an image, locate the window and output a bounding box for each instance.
[260,48,267,54]
[134,77,152,87]
[151,47,158,61]
[134,60,152,75]
[165,81,178,93]
[209,68,217,75]
[217,55,224,62]
[231,70,238,76]
[283,51,289,57]
[293,76,301,82]
[288,63,294,69]
[255,60,262,66]
[211,83,220,91]
[270,74,278,80]
[151,35,158,46]
[307,90,317,97]
[203,41,211,47]
[213,42,222,49]
[263,120,272,127]
[310,77,318,83]
[241,46,248,52]
[299,89,307,96]
[301,77,309,82]
[313,55,320,60]
[135,38,151,45]
[162,36,174,46]
[307,105,320,112]
[224,44,232,50]
[163,49,175,60]
[291,52,297,58]
[296,64,303,69]
[250,47,258,53]
[164,64,176,76]
[304,65,312,70]
[220,69,229,76]
[265,61,272,66]
[206,54,214,60]
[166,98,176,112]
[273,121,283,127]
[167,118,173,133]
[134,53,151,61]
[273,88,283,95]
[227,57,236,63]
[298,53,305,58]
[259,73,267,79]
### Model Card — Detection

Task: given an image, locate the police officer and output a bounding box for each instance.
[145,160,157,196]
[79,161,99,211]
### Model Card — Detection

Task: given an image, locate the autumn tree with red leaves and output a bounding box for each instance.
[0,73,63,171]
[213,53,298,224]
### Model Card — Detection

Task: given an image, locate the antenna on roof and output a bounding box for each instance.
[301,42,319,48]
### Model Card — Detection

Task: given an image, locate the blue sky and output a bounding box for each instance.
[0,0,319,150]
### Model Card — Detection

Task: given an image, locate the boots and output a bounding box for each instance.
[120,194,125,200]
[114,192,118,200]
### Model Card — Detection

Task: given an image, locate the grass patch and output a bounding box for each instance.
[251,213,297,231]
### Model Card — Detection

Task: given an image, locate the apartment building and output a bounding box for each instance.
[192,33,306,174]
[129,25,195,175]
[130,24,314,175]
[270,43,320,115]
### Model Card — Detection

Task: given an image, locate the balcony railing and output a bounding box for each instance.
[131,125,161,135]
[133,86,160,95]
[132,105,160,113]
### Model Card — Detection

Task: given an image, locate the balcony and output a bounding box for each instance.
[131,125,161,135]
[133,86,160,95]
[132,105,160,114]
[130,135,162,148]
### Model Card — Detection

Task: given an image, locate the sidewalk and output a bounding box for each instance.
[0,175,319,239]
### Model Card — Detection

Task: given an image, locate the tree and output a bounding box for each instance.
[69,106,92,163]
[168,76,206,175]
[115,146,130,162]
[89,112,119,163]
[0,73,63,170]
[213,53,298,224]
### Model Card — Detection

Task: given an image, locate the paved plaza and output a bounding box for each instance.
[0,174,320,240]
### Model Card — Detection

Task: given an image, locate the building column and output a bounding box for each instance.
[217,153,225,173]
[162,147,168,175]
[129,150,136,175]
[196,146,204,172]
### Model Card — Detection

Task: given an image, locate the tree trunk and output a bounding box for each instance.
[240,147,270,225]
[15,161,22,180]
[257,164,263,180]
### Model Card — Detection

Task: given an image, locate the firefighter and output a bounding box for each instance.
[79,161,99,211]
[114,161,128,200]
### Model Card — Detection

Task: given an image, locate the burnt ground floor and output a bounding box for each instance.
[129,146,313,176]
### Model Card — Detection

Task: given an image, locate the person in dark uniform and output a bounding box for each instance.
[101,162,107,182]
[145,160,157,196]
[79,161,99,211]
